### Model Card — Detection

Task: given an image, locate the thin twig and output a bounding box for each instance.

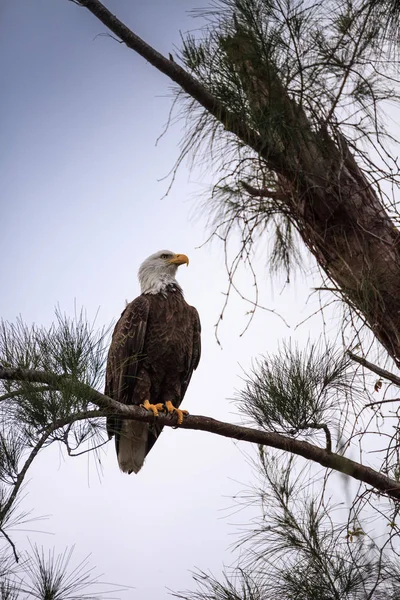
[0,386,52,402]
[291,422,332,454]
[0,408,105,524]
[0,527,19,562]
[0,433,50,525]
[365,397,400,409]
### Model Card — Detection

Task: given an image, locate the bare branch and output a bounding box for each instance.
[2,367,400,500]
[348,351,400,388]
[0,406,105,525]
[0,431,50,525]
[240,181,288,200]
[291,422,332,454]
[365,397,400,409]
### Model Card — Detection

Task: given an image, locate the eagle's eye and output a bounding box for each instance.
[160,253,171,259]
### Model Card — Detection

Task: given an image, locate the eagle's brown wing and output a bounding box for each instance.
[180,306,201,402]
[145,305,201,455]
[105,295,150,447]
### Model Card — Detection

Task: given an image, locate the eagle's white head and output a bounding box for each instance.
[138,250,189,295]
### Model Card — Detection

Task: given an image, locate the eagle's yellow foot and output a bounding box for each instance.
[164,401,189,426]
[140,400,164,417]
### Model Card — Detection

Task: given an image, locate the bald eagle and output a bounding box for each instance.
[105,250,201,474]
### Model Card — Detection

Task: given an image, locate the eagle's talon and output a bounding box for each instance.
[164,401,189,425]
[140,400,164,417]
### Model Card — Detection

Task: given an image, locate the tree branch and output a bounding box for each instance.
[365,397,400,409]
[348,351,400,388]
[0,405,105,524]
[72,0,278,166]
[0,386,53,403]
[291,422,332,454]
[240,181,288,200]
[0,430,51,524]
[2,367,400,501]
[0,527,19,563]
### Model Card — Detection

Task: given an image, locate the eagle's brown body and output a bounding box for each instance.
[105,285,201,473]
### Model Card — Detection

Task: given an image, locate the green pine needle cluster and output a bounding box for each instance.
[0,308,108,430]
[0,545,125,600]
[238,341,353,439]
[0,309,110,534]
[0,310,124,598]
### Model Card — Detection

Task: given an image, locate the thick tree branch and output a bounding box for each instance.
[72,0,275,165]
[2,367,400,500]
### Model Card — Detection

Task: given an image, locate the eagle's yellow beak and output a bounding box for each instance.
[169,253,189,267]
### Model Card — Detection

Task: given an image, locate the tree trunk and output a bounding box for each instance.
[223,25,400,364]
[291,132,400,364]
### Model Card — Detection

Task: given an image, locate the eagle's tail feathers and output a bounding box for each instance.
[117,421,149,474]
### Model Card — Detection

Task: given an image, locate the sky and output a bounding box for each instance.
[1,1,350,598]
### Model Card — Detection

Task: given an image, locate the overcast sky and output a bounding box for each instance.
[1,1,338,597]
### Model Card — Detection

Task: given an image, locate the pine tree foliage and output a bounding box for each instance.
[238,342,353,439]
[2,304,400,596]
[0,311,109,560]
[365,0,400,45]
[176,0,400,284]
[0,309,108,468]
[5,0,400,596]
[0,310,126,598]
[0,544,123,600]
[175,451,400,599]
